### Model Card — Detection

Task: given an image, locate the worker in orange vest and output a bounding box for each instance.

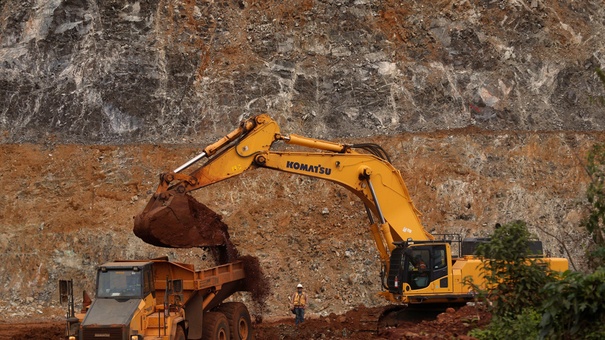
[289,283,308,325]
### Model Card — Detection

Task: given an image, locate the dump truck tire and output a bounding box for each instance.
[202,312,230,340]
[216,302,253,340]
[175,325,186,340]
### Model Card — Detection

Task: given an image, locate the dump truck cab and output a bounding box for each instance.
[95,261,153,300]
[78,262,157,340]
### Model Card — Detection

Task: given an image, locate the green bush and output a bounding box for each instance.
[539,268,605,339]
[534,142,605,339]
[583,143,605,268]
[468,140,605,339]
[471,221,557,318]
[470,308,541,340]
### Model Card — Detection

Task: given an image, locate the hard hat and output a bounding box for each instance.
[297,283,303,288]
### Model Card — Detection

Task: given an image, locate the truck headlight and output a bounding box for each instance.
[68,337,76,340]
[131,336,142,340]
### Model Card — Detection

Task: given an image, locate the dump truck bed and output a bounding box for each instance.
[115,258,246,310]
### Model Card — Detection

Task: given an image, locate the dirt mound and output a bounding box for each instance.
[380,305,491,340]
[0,322,64,340]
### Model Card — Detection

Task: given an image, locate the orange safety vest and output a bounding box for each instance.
[291,292,307,307]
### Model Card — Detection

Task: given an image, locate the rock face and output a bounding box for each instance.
[1,1,604,143]
[0,0,604,320]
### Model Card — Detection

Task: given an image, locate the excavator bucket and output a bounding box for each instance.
[133,192,230,248]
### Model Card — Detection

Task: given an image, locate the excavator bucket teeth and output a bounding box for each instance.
[133,192,229,248]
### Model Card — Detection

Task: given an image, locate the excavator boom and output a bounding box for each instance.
[134,115,280,248]
[134,114,429,264]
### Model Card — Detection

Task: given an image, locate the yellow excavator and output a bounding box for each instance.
[134,114,568,306]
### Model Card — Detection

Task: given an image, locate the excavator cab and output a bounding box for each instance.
[386,242,450,295]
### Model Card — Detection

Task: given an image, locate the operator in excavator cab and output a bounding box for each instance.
[413,254,426,270]
[411,254,429,289]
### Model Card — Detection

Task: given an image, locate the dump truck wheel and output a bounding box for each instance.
[216,302,253,340]
[175,325,186,340]
[202,312,230,340]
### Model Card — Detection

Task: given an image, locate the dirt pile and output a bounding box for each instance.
[0,322,64,340]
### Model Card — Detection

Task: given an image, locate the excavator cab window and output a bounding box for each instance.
[387,244,451,293]
[400,245,449,290]
[430,245,449,287]
[433,247,447,270]
[407,249,430,289]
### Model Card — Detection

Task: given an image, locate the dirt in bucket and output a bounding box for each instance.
[134,193,271,310]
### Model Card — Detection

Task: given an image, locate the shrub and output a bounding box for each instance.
[469,308,541,340]
[539,268,605,339]
[471,221,557,318]
[583,143,605,268]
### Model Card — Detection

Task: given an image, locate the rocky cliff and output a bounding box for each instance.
[2,0,604,143]
[1,0,604,320]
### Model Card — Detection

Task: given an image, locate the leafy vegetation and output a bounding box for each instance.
[583,143,605,268]
[539,268,605,339]
[469,221,557,318]
[535,142,605,339]
[469,308,541,340]
[465,221,556,339]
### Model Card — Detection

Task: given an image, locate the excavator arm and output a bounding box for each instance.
[134,114,432,274]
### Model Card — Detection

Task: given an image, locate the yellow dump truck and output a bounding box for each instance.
[60,258,252,340]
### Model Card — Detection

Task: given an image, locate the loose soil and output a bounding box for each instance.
[0,305,491,339]
[133,193,231,249]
